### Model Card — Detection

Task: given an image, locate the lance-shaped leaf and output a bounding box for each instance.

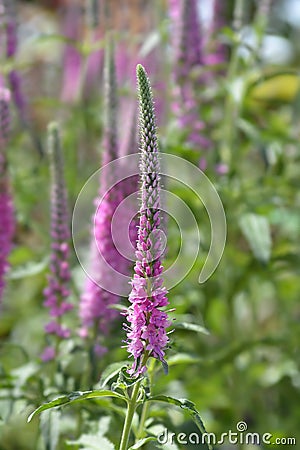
[27,389,126,422]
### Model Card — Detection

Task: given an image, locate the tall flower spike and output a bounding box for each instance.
[124,65,171,377]
[3,0,43,156]
[4,1,26,125]
[170,0,211,152]
[60,3,83,103]
[0,86,15,304]
[83,0,104,100]
[176,0,203,79]
[79,38,121,353]
[102,38,118,165]
[205,0,227,67]
[41,123,73,362]
[117,101,139,269]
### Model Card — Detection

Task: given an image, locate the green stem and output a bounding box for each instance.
[136,359,156,440]
[119,380,142,450]
[136,401,150,440]
[220,0,245,170]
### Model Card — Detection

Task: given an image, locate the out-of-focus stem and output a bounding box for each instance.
[220,0,245,171]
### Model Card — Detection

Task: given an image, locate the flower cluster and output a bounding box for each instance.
[124,65,171,376]
[0,86,15,303]
[41,123,73,361]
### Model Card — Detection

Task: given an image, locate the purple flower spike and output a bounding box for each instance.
[4,1,27,123]
[42,123,73,360]
[0,86,15,304]
[2,0,42,155]
[118,101,139,264]
[124,65,171,377]
[79,39,121,346]
[60,4,83,103]
[204,0,227,67]
[4,0,17,59]
[170,0,210,152]
[176,0,203,79]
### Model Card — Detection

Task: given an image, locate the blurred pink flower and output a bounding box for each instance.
[42,124,73,359]
[0,85,15,304]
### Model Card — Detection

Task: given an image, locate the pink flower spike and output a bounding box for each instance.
[42,123,72,356]
[0,85,15,303]
[124,65,171,377]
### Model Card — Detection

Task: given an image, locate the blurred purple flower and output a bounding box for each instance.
[3,1,27,124]
[83,30,104,99]
[0,86,15,304]
[118,100,139,258]
[116,38,166,126]
[2,0,42,155]
[204,0,227,67]
[176,0,203,78]
[79,41,121,346]
[169,0,210,151]
[60,4,83,103]
[199,157,207,172]
[82,0,103,97]
[124,65,171,377]
[40,346,56,362]
[215,162,229,175]
[42,123,73,361]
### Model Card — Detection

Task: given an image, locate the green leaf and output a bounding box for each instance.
[237,119,260,141]
[239,213,272,263]
[146,396,213,450]
[247,69,298,92]
[112,367,144,391]
[129,437,157,449]
[107,303,126,312]
[12,362,40,388]
[161,359,169,375]
[34,33,77,46]
[99,361,128,388]
[174,322,209,335]
[27,390,126,422]
[8,245,35,265]
[8,258,49,279]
